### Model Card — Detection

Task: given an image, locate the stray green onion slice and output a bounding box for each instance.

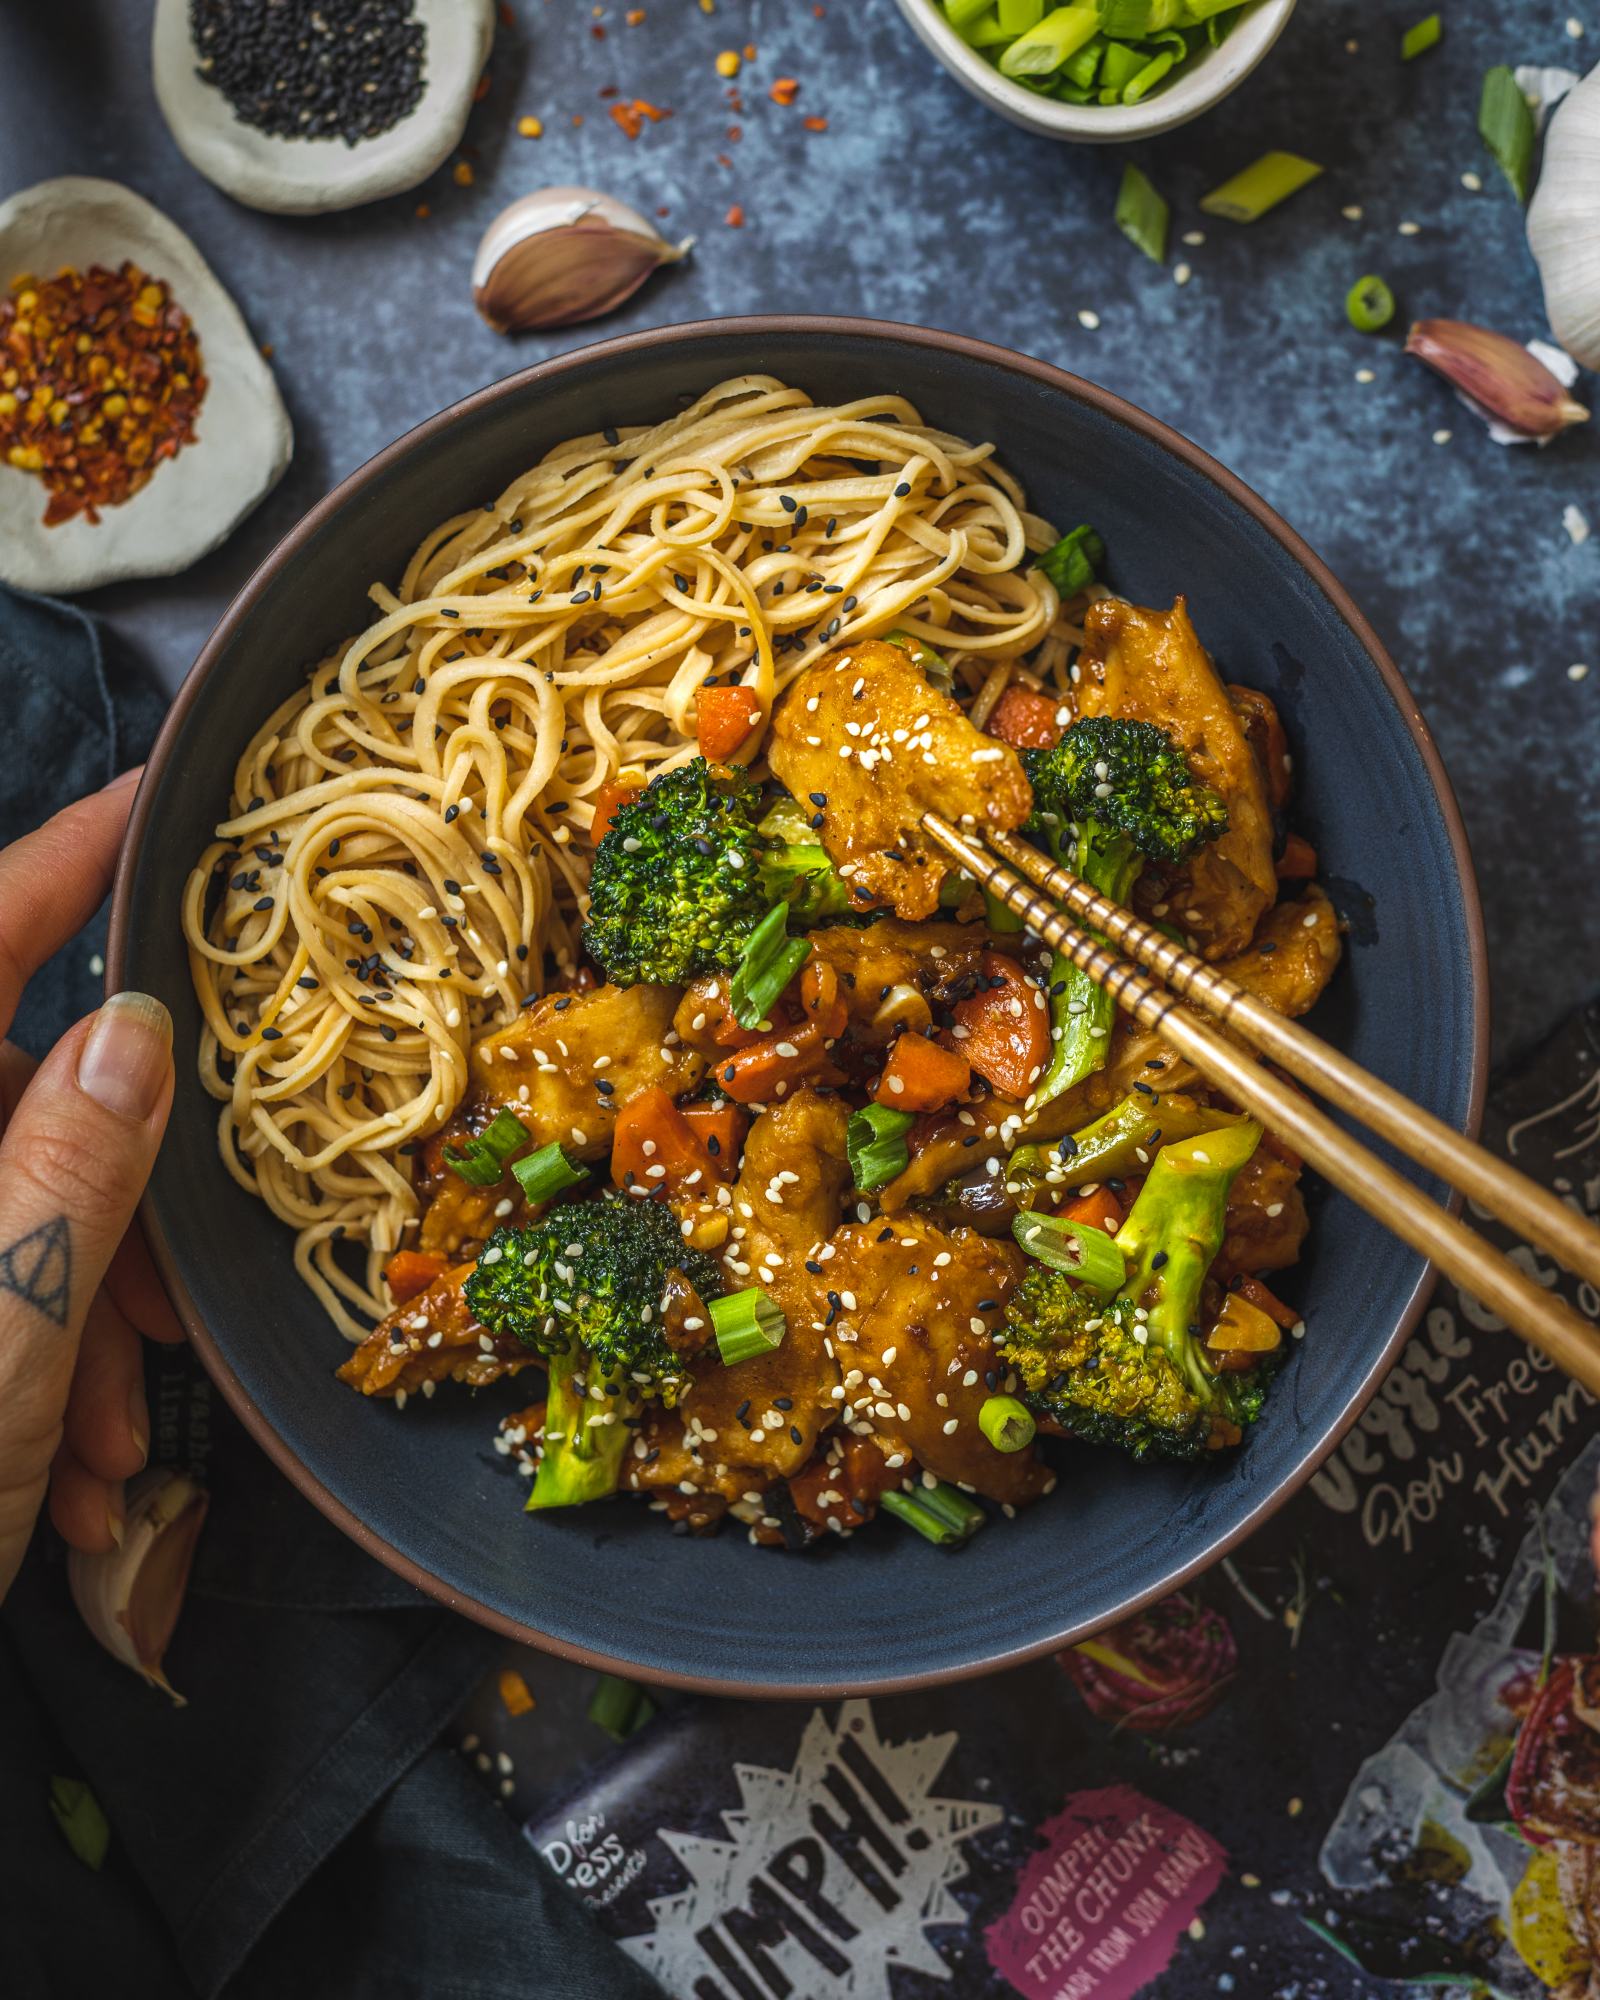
[730,900,811,1030]
[1115,163,1169,264]
[1479,65,1535,203]
[587,1673,657,1741]
[1200,151,1323,223]
[887,628,955,691]
[847,1102,916,1191]
[710,1285,788,1365]
[1035,523,1104,597]
[510,1141,587,1204]
[979,1394,1037,1453]
[1012,1209,1127,1291]
[443,1107,530,1186]
[49,1776,110,1871]
[881,1480,986,1547]
[1346,274,1396,333]
[1400,13,1440,59]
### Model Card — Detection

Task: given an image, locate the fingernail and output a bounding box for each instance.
[107,1492,125,1549]
[129,1385,150,1469]
[77,993,172,1120]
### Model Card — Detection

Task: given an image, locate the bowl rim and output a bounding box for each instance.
[887,0,1298,144]
[108,313,1490,1696]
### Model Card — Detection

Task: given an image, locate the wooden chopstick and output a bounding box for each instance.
[921,810,1600,1399]
[981,822,1600,1293]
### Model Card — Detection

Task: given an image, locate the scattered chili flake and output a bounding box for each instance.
[770,76,799,104]
[415,201,431,217]
[473,70,491,102]
[452,159,475,185]
[497,1667,536,1716]
[626,8,646,21]
[0,262,207,527]
[498,1,515,25]
[716,152,733,168]
[610,97,671,138]
[743,41,756,58]
[803,114,828,131]
[727,124,742,141]
[590,21,606,36]
[725,204,745,227]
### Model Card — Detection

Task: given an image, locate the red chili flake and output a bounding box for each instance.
[473,70,492,102]
[609,97,671,138]
[599,83,619,97]
[803,115,828,131]
[726,124,742,140]
[716,152,733,168]
[0,262,207,528]
[591,21,606,36]
[725,205,745,228]
[498,1,515,24]
[770,76,799,105]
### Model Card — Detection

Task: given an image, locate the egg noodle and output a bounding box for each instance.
[183,374,1078,1338]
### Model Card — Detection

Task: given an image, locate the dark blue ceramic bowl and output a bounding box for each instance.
[110,319,1487,1694]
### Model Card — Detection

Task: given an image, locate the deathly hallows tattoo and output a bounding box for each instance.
[0,1215,71,1326]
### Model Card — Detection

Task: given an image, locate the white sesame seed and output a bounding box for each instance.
[942,1418,959,1435]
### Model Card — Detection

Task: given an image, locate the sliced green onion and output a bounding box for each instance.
[710,1285,788,1365]
[847,1102,915,1191]
[979,1394,1037,1453]
[1060,34,1104,86]
[886,628,955,692]
[1346,274,1396,333]
[997,0,1044,29]
[730,901,810,1030]
[1097,0,1184,29]
[49,1776,110,1871]
[960,9,1013,47]
[1200,151,1323,223]
[881,1481,986,1547]
[1479,65,1535,203]
[443,1106,530,1186]
[587,1672,657,1740]
[1400,12,1440,59]
[1097,37,1145,92]
[510,1141,587,1204]
[997,4,1099,77]
[984,886,1024,934]
[942,0,991,25]
[1115,163,1169,264]
[1035,523,1104,597]
[1012,1208,1127,1291]
[1122,50,1176,103]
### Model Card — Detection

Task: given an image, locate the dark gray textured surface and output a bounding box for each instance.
[2,0,1595,1060]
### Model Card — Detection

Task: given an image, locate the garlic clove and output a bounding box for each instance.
[68,1468,208,1706]
[471,185,692,334]
[1404,318,1590,438]
[1528,63,1600,372]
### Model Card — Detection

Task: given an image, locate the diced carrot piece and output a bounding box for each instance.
[874,1031,971,1113]
[696,685,762,762]
[1275,831,1318,880]
[681,1099,747,1177]
[1232,1273,1300,1329]
[384,1249,448,1305]
[590,777,642,843]
[1055,1186,1126,1236]
[712,1020,837,1103]
[988,684,1063,749]
[948,953,1051,1100]
[611,1085,715,1196]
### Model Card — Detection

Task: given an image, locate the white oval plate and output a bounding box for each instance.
[0,176,292,595]
[152,0,495,215]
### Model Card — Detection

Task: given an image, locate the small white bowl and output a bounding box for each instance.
[151,0,495,215]
[0,177,291,595]
[889,0,1297,143]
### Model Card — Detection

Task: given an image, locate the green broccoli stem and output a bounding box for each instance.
[526,1345,630,1511]
[1113,1122,1261,1401]
[1031,824,1143,1110]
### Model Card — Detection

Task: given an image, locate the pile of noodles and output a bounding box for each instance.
[183,375,1079,1336]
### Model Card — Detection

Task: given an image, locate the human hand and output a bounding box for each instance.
[0,769,183,1602]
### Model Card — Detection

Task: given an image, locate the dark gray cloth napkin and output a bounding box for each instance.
[0,585,659,2000]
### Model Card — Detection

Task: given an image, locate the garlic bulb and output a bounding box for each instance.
[472,186,692,333]
[1529,62,1600,370]
[68,1468,208,1705]
[1405,319,1589,439]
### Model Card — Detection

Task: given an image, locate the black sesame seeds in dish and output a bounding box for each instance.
[189,0,427,146]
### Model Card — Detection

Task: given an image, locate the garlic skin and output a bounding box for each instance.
[68,1468,209,1706]
[1405,319,1590,439]
[1529,63,1600,371]
[472,186,692,333]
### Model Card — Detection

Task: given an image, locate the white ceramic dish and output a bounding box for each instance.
[0,176,291,596]
[888,0,1298,144]
[151,0,495,215]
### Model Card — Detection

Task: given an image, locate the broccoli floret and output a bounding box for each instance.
[465,1190,721,1402]
[582,759,850,986]
[1023,718,1228,1109]
[1002,1121,1267,1461]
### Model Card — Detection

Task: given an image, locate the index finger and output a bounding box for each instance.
[0,769,141,1042]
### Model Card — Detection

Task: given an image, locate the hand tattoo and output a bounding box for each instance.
[0,1216,71,1327]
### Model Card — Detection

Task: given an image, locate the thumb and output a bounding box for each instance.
[0,994,173,1593]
